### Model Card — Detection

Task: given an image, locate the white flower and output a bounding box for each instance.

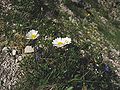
[26,30,39,40]
[52,37,66,47]
[24,46,34,53]
[52,37,71,47]
[63,37,71,45]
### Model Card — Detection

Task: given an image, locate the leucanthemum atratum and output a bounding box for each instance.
[52,37,71,48]
[26,30,39,40]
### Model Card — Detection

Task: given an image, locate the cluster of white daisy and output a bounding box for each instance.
[24,30,71,53]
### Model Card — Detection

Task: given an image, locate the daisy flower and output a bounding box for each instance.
[26,30,39,40]
[52,37,66,47]
[52,37,71,47]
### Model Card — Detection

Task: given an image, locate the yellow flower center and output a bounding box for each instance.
[31,34,36,39]
[57,42,63,45]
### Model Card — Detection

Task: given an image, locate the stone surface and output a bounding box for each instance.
[0,48,22,90]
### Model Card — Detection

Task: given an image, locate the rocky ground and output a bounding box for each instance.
[0,47,23,90]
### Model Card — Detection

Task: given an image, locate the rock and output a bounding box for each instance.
[24,46,34,54]
[12,49,17,56]
[0,48,22,90]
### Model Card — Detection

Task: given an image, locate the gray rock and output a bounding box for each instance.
[0,49,22,90]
